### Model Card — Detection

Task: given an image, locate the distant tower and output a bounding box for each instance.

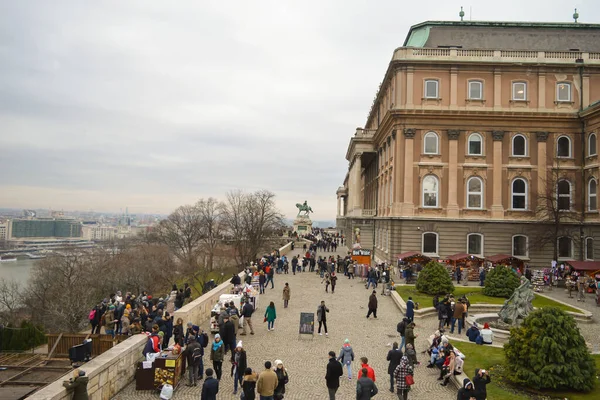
[459,6,465,22]
[573,8,579,23]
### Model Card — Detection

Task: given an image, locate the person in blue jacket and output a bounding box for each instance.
[406,297,415,322]
[465,322,480,342]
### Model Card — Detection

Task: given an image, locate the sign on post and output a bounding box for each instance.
[352,248,372,265]
[299,312,314,335]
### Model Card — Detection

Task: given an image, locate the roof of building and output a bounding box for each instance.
[404,21,600,52]
[566,260,600,272]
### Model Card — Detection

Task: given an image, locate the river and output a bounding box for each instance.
[0,257,36,285]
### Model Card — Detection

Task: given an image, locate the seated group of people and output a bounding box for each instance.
[425,330,464,386]
[465,322,493,345]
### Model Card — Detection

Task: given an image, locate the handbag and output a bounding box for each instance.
[263,317,267,323]
[405,375,415,386]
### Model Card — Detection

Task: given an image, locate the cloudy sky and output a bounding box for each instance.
[0,1,596,220]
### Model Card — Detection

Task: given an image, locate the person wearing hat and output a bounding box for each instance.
[366,290,378,319]
[210,334,224,380]
[63,369,89,400]
[466,322,481,343]
[231,341,247,395]
[337,339,355,380]
[273,359,289,399]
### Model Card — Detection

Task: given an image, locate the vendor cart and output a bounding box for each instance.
[135,350,183,391]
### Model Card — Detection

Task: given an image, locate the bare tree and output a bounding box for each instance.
[197,197,225,271]
[155,204,204,270]
[223,190,285,267]
[0,278,22,326]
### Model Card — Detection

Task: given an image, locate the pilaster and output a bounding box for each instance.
[538,71,546,109]
[536,132,549,212]
[402,128,416,216]
[494,69,502,110]
[450,67,458,107]
[406,67,414,107]
[447,130,461,218]
[491,131,505,218]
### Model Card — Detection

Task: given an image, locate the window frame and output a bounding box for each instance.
[557,236,573,260]
[585,237,594,261]
[424,79,439,99]
[556,82,572,102]
[422,232,439,256]
[466,176,484,209]
[512,134,527,157]
[589,133,597,156]
[512,81,527,101]
[467,233,484,256]
[589,178,597,211]
[422,174,440,208]
[468,80,483,100]
[467,133,483,156]
[512,235,529,258]
[557,135,572,158]
[423,131,439,155]
[511,178,528,210]
[557,179,571,211]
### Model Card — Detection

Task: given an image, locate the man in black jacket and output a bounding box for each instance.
[201,368,219,400]
[240,300,255,335]
[325,350,343,400]
[183,337,202,386]
[472,368,491,400]
[220,315,236,358]
[386,342,403,392]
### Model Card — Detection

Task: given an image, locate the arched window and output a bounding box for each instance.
[512,134,527,156]
[557,180,571,211]
[589,133,597,156]
[466,177,483,209]
[586,238,594,260]
[424,132,439,154]
[558,236,573,259]
[422,175,439,208]
[557,136,571,158]
[511,178,527,210]
[467,233,483,256]
[467,133,483,155]
[422,232,438,255]
[589,179,597,211]
[512,235,528,257]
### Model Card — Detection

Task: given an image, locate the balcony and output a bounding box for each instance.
[362,209,376,217]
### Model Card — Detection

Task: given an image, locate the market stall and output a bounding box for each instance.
[135,350,183,391]
[446,253,484,282]
[486,254,524,269]
[210,293,244,334]
[565,261,600,294]
[395,251,431,283]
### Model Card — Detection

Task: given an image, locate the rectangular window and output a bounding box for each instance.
[586,238,594,260]
[422,233,438,254]
[468,235,482,255]
[513,236,528,257]
[512,82,527,101]
[468,81,483,100]
[556,83,571,102]
[425,80,439,99]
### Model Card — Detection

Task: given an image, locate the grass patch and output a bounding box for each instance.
[395,285,583,314]
[454,341,600,400]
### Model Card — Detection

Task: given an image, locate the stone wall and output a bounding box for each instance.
[28,334,146,400]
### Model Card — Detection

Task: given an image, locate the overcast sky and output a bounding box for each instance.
[0,1,596,220]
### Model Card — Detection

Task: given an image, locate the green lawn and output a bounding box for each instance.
[455,341,600,400]
[395,285,583,314]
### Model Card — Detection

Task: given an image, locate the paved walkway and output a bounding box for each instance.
[113,246,456,399]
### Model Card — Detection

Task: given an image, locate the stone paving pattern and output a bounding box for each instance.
[113,246,457,399]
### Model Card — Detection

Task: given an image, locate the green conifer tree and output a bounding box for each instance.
[415,261,454,295]
[483,266,520,297]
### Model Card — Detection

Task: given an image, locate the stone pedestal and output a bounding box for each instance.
[293,216,313,234]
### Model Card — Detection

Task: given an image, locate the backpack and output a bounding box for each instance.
[192,347,203,365]
[199,332,209,348]
[397,321,406,335]
[476,335,484,345]
[88,309,96,321]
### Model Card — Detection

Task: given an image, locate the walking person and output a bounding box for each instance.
[201,368,219,400]
[283,283,291,308]
[265,301,277,331]
[273,360,289,399]
[210,334,224,380]
[366,290,378,319]
[405,297,415,322]
[405,322,417,351]
[330,272,338,294]
[396,317,408,351]
[393,356,414,400]
[240,299,255,336]
[356,367,378,400]
[337,338,355,380]
[386,342,403,393]
[323,272,331,293]
[326,350,343,400]
[258,271,266,294]
[242,367,258,400]
[348,262,355,279]
[257,361,278,400]
[317,300,329,336]
[231,341,247,395]
[183,336,202,387]
[266,265,275,289]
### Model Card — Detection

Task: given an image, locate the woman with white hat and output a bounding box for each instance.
[231,340,247,395]
[273,359,289,399]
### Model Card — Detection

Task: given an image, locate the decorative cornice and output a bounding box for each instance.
[492,131,505,141]
[447,130,461,140]
[404,128,416,138]
[536,131,549,142]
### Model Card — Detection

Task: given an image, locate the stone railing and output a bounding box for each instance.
[28,334,147,400]
[394,48,600,65]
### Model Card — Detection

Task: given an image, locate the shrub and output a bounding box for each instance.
[415,261,454,295]
[504,307,596,392]
[483,266,520,298]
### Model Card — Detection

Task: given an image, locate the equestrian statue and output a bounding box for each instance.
[295,200,313,217]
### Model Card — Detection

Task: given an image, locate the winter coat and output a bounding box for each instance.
[326,358,343,389]
[166,290,177,314]
[386,348,403,374]
[472,369,491,400]
[274,368,288,395]
[406,300,415,319]
[283,286,291,301]
[466,326,480,342]
[437,303,449,321]
[338,344,354,365]
[142,333,160,356]
[453,302,466,319]
[317,305,329,322]
[405,325,416,347]
[210,342,224,362]
[457,378,476,400]
[357,363,376,381]
[231,350,247,377]
[264,306,276,322]
[257,368,278,396]
[184,341,202,366]
[368,294,377,310]
[201,376,219,400]
[241,302,254,318]
[242,372,258,400]
[356,376,378,400]
[173,324,184,346]
[104,311,116,330]
[348,264,355,274]
[393,356,414,392]
[62,376,89,400]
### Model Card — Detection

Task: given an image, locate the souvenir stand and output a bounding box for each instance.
[531,270,546,292]
[565,261,600,294]
[445,253,484,282]
[396,251,431,284]
[209,292,247,334]
[135,349,184,391]
[486,254,524,270]
[351,247,372,281]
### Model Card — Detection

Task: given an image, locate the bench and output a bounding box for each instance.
[426,336,468,390]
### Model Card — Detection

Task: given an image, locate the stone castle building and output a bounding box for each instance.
[336,20,600,266]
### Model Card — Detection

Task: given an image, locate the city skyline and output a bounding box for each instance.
[1,1,598,221]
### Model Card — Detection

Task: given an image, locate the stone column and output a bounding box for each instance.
[351,153,362,214]
[337,195,341,216]
[402,128,416,216]
[491,131,505,218]
[536,132,549,212]
[447,130,461,218]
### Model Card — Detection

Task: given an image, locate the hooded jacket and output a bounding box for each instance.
[338,344,355,365]
[242,372,258,400]
[472,369,491,400]
[63,376,89,400]
[456,378,476,400]
[356,376,378,400]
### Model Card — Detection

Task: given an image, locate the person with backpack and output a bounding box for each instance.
[184,336,202,386]
[337,338,355,380]
[396,317,408,351]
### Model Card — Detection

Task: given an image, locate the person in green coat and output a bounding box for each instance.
[264,301,277,331]
[405,322,417,349]
[210,333,225,380]
[63,369,89,400]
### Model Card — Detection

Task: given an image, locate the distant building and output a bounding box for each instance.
[82,225,117,241]
[0,222,8,241]
[9,218,82,239]
[336,20,600,266]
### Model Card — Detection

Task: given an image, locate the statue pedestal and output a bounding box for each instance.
[293,216,313,234]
